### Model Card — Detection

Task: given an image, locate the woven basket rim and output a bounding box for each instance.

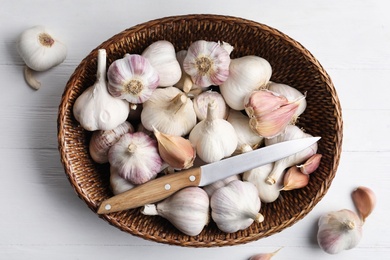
[57,14,343,247]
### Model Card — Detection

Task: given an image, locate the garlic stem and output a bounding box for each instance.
[23,66,41,90]
[255,213,265,223]
[169,93,187,114]
[96,49,106,83]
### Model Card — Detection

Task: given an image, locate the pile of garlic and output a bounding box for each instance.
[73,39,322,236]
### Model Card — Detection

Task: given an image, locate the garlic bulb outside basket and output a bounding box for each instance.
[141,187,209,236]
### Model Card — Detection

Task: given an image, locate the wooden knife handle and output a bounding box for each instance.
[97,167,202,214]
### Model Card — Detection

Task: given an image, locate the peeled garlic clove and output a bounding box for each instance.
[73,49,130,131]
[220,55,272,110]
[141,187,209,236]
[281,166,310,191]
[89,121,134,164]
[142,40,182,87]
[183,40,231,88]
[107,54,159,104]
[317,209,363,254]
[210,180,264,233]
[189,101,238,163]
[352,186,376,222]
[141,86,197,136]
[297,153,322,175]
[193,90,228,121]
[249,248,282,260]
[108,132,162,185]
[153,127,195,170]
[109,166,135,195]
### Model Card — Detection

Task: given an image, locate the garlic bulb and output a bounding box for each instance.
[220,55,272,110]
[226,110,263,151]
[141,187,209,236]
[73,49,130,131]
[210,180,264,233]
[351,186,376,222]
[193,90,228,121]
[108,131,162,184]
[17,25,67,89]
[183,40,231,88]
[153,128,195,170]
[202,174,241,197]
[189,101,238,163]
[107,54,159,104]
[141,86,197,136]
[264,125,318,185]
[317,209,363,254]
[89,121,134,164]
[244,89,302,138]
[110,166,135,195]
[142,40,182,87]
[267,81,307,123]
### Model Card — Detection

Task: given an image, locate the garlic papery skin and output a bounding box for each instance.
[153,127,196,170]
[141,187,209,236]
[220,55,272,110]
[210,180,264,233]
[264,125,318,185]
[108,131,162,184]
[141,40,182,87]
[17,25,67,89]
[193,90,228,121]
[140,86,197,136]
[183,40,231,88]
[203,174,241,198]
[351,186,376,222]
[281,166,310,191]
[226,110,263,151]
[107,54,159,104]
[267,81,307,123]
[244,89,301,138]
[110,166,135,195]
[317,209,363,254]
[189,101,238,163]
[73,49,130,131]
[89,121,134,164]
[249,248,282,260]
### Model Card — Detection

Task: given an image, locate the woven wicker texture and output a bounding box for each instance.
[57,14,343,247]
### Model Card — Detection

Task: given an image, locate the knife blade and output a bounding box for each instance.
[97,136,320,214]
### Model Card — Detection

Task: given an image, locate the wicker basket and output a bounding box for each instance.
[57,14,343,247]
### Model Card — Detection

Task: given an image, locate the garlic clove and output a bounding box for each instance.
[351,186,376,222]
[183,40,231,88]
[297,153,322,175]
[108,132,163,185]
[89,121,134,164]
[317,209,363,254]
[141,86,197,136]
[174,50,194,93]
[141,40,182,87]
[107,54,159,104]
[73,49,130,131]
[249,248,282,260]
[153,127,196,170]
[193,90,229,121]
[281,166,310,191]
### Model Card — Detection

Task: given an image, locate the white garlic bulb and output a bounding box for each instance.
[226,110,263,151]
[89,121,134,164]
[107,54,159,104]
[202,174,241,198]
[109,166,135,195]
[108,131,162,185]
[16,25,67,89]
[142,40,182,87]
[193,90,228,121]
[189,101,238,163]
[141,86,197,136]
[220,55,272,110]
[210,180,264,233]
[141,187,209,236]
[183,40,231,88]
[73,49,130,131]
[317,209,363,254]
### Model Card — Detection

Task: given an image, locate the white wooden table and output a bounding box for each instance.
[1,0,389,259]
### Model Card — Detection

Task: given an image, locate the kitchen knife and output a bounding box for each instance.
[98,136,320,214]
